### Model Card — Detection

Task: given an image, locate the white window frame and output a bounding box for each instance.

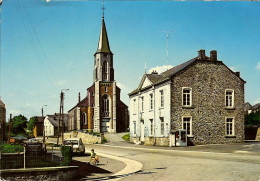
[225,117,235,136]
[141,97,144,112]
[182,116,192,136]
[133,99,136,114]
[182,87,192,107]
[160,90,164,108]
[225,89,234,108]
[160,117,164,136]
[150,119,153,136]
[150,93,153,110]
[133,121,137,136]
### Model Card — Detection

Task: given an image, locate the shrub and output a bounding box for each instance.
[102,136,108,144]
[0,143,24,153]
[121,133,130,141]
[61,146,72,166]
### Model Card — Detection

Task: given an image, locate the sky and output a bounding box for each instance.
[1,0,260,121]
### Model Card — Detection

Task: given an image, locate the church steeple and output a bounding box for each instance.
[96,17,112,55]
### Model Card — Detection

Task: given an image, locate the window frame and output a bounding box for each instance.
[182,87,192,107]
[133,121,137,136]
[160,117,164,136]
[150,93,153,110]
[225,89,234,108]
[182,116,193,136]
[160,90,164,108]
[225,117,235,136]
[141,97,144,112]
[150,119,153,136]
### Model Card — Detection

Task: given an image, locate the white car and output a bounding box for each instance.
[64,138,85,155]
[27,138,43,144]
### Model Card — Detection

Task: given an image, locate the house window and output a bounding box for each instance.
[225,89,234,108]
[182,88,192,106]
[160,90,164,108]
[150,94,153,110]
[160,117,164,136]
[226,118,234,136]
[133,121,136,135]
[141,97,144,112]
[182,117,192,136]
[150,119,153,136]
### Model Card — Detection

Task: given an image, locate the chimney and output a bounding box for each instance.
[78,92,81,103]
[198,49,206,60]
[235,72,240,77]
[210,50,217,61]
[151,70,158,74]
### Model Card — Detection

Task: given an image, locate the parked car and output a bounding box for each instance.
[27,138,43,144]
[64,138,85,155]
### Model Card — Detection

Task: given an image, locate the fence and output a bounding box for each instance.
[0,145,64,170]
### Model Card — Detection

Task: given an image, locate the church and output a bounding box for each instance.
[68,14,129,133]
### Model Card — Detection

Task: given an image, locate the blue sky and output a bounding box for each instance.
[1,0,260,120]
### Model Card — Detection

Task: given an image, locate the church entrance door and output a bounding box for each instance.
[102,118,110,132]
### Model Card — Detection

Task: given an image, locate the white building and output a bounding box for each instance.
[44,114,69,137]
[129,71,171,145]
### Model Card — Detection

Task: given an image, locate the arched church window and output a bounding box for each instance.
[82,113,87,125]
[103,95,109,115]
[103,61,108,81]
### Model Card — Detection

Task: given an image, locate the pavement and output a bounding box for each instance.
[43,134,260,180]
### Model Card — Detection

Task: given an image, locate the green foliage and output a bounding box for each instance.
[61,146,72,166]
[0,143,23,153]
[11,115,28,135]
[102,136,108,143]
[121,133,130,141]
[27,116,38,131]
[245,110,260,126]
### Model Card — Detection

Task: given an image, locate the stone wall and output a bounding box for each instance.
[171,60,245,145]
[1,166,78,181]
[130,137,169,146]
[64,131,103,144]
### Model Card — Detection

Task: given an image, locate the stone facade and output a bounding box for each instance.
[64,131,104,144]
[129,50,245,146]
[0,99,6,143]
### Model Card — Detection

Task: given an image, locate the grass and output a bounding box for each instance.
[121,133,130,141]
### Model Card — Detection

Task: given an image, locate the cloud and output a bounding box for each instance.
[229,67,237,72]
[253,98,260,105]
[148,65,173,74]
[54,80,67,86]
[256,62,260,71]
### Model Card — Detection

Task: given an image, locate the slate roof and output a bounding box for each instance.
[47,114,69,128]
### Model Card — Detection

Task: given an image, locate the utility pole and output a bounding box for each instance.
[57,89,69,145]
[42,105,47,143]
[8,114,12,143]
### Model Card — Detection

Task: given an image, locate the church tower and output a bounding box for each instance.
[93,15,117,133]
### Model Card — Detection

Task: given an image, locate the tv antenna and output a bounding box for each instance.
[102,0,105,18]
[161,30,174,66]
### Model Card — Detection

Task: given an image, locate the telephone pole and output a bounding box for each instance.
[57,89,69,145]
[8,114,12,143]
[42,105,47,143]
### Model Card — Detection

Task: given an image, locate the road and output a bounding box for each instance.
[45,134,260,181]
[88,133,260,181]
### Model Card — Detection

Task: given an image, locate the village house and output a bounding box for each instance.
[44,113,69,137]
[0,99,6,143]
[33,116,44,138]
[129,50,246,146]
[68,15,129,133]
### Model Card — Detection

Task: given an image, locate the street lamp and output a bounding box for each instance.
[42,105,47,143]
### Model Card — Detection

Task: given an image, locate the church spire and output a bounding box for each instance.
[95,8,112,55]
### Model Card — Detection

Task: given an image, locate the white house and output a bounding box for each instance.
[129,71,171,145]
[44,113,69,137]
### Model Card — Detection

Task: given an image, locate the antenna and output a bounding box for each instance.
[161,30,174,67]
[145,62,147,74]
[0,1,2,99]
[102,0,105,18]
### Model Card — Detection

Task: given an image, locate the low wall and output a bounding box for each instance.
[64,131,103,144]
[130,137,169,146]
[0,166,78,181]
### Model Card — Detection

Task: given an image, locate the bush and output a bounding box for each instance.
[121,133,130,141]
[102,136,108,144]
[61,146,72,166]
[0,143,24,153]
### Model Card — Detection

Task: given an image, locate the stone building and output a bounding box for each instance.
[68,15,129,133]
[0,99,6,143]
[129,50,246,146]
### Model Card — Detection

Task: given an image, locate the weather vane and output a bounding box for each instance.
[102,0,105,18]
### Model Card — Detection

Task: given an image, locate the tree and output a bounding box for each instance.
[27,116,38,131]
[245,110,260,126]
[11,115,28,135]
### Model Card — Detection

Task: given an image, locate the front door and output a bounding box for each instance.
[140,121,144,142]
[102,118,110,132]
